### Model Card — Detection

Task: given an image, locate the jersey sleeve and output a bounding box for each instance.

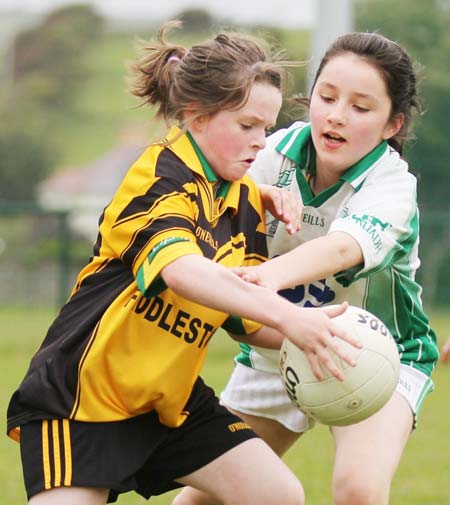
[329,157,419,284]
[101,158,203,297]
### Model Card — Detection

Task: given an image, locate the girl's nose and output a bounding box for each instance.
[327,103,347,126]
[253,129,267,150]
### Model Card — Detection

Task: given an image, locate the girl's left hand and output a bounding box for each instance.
[259,184,302,235]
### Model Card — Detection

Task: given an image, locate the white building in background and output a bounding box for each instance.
[38,144,145,241]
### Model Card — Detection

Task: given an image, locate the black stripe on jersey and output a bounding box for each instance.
[215,239,246,263]
[121,211,197,268]
[92,211,105,256]
[231,185,268,258]
[73,257,110,293]
[116,149,198,224]
[192,171,213,212]
[113,189,196,230]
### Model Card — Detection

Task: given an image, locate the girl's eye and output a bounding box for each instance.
[240,123,252,130]
[320,95,334,103]
[354,105,369,113]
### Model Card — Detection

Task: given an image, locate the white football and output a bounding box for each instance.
[279,305,400,426]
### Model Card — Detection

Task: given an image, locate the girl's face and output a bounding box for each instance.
[189,82,282,182]
[310,53,403,180]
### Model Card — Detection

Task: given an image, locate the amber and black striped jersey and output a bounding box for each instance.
[8,127,268,439]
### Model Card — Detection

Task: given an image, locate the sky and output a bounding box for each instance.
[0,0,317,28]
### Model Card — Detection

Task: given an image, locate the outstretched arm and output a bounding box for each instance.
[234,231,364,292]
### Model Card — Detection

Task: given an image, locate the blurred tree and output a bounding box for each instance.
[12,4,104,110]
[0,4,104,202]
[355,0,450,307]
[0,105,57,201]
[176,8,215,33]
[355,0,450,212]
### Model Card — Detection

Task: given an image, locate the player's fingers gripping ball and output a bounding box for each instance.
[279,305,400,426]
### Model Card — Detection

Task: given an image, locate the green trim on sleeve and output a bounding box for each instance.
[136,263,168,298]
[136,265,147,294]
[136,237,191,298]
[148,237,191,263]
[222,315,246,335]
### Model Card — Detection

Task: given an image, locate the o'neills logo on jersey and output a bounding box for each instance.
[195,226,218,250]
[302,212,325,227]
[350,214,391,254]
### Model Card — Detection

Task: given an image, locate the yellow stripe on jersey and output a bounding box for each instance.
[41,420,51,490]
[52,419,61,487]
[62,419,72,486]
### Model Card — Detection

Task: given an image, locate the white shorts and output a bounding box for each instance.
[220,362,434,433]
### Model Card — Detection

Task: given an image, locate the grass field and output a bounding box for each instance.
[1,306,449,504]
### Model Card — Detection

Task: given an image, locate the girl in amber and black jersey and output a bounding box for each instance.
[7,21,359,505]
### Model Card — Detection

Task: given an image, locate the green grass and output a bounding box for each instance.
[1,307,449,504]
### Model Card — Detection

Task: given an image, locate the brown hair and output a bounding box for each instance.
[129,21,294,127]
[299,32,422,155]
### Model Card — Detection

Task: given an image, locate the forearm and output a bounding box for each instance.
[161,254,292,332]
[261,231,364,290]
[230,325,285,349]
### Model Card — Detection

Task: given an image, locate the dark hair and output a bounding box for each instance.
[300,32,422,154]
[130,20,294,128]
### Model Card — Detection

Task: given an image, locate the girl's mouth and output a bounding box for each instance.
[324,132,345,144]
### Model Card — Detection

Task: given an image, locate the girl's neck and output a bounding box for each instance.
[310,161,341,194]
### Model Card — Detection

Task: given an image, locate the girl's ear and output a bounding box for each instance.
[189,114,208,133]
[383,112,404,140]
[183,107,208,133]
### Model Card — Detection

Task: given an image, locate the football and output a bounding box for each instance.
[279,305,400,426]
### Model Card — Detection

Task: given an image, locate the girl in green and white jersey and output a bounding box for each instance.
[176,32,439,505]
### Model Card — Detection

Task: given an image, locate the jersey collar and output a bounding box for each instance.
[275,123,388,206]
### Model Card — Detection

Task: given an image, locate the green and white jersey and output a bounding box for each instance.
[237,121,438,377]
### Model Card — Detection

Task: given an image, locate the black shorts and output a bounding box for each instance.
[19,377,258,502]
